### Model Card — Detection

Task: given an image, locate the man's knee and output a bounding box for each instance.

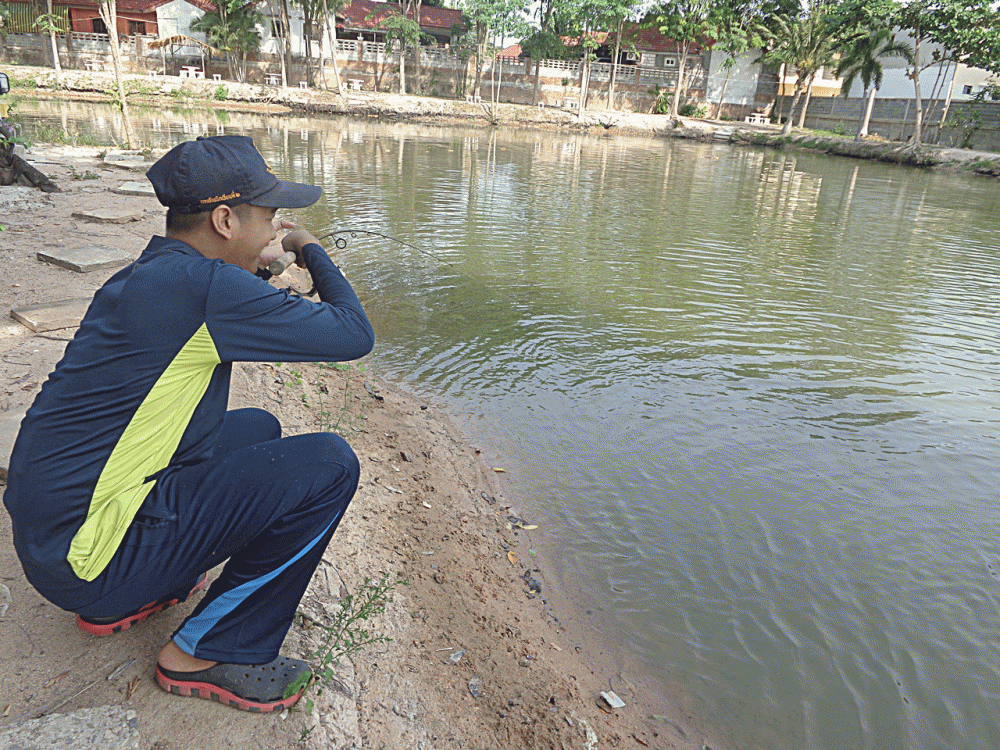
[241,408,281,442]
[299,432,360,487]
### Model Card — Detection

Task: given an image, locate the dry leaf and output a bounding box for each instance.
[2,704,11,717]
[507,551,518,565]
[422,501,432,509]
[550,643,562,651]
[126,676,140,700]
[492,467,505,473]
[43,671,70,689]
[632,735,649,747]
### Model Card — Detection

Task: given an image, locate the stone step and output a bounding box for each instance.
[10,297,92,332]
[37,245,132,273]
[113,180,156,197]
[71,208,143,224]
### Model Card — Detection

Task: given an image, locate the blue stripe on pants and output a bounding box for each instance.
[173,509,343,656]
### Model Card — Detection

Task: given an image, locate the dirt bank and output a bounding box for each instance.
[0,148,721,750]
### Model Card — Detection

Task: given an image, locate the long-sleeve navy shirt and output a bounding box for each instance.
[4,236,374,586]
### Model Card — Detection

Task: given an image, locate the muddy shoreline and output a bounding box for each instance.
[0,146,724,749]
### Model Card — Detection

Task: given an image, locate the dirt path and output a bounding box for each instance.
[0,149,719,750]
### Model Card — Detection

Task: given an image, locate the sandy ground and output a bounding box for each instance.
[0,150,720,750]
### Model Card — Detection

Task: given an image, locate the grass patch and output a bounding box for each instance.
[26,123,114,147]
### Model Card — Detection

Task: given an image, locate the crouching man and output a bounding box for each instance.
[3,135,374,712]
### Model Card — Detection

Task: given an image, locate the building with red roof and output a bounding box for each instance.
[0,0,215,37]
[336,0,464,46]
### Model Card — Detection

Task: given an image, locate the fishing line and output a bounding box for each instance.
[316,229,456,270]
[292,227,525,311]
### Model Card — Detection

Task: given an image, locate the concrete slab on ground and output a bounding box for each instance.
[103,153,153,173]
[10,297,91,333]
[37,246,132,273]
[71,208,143,224]
[0,706,140,750]
[0,407,26,478]
[113,181,156,197]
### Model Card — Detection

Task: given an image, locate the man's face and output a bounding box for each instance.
[229,204,278,272]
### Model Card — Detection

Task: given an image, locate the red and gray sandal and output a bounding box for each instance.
[75,573,208,636]
[155,656,312,713]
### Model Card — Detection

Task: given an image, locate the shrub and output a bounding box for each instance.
[679,103,707,118]
[648,85,672,115]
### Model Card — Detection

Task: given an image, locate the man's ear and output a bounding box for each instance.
[209,204,238,240]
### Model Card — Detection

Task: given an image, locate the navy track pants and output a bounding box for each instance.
[72,408,359,664]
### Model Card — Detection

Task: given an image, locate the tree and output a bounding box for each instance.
[761,4,840,135]
[888,0,1000,144]
[296,0,323,86]
[641,0,713,118]
[835,28,912,140]
[35,0,63,80]
[97,0,138,149]
[190,1,262,82]
[706,0,768,119]
[318,0,348,96]
[602,0,642,111]
[460,0,530,107]
[375,12,424,94]
[519,30,566,106]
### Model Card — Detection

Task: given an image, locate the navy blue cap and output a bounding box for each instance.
[146,135,321,214]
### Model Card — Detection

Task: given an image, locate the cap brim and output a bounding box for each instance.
[250,180,322,209]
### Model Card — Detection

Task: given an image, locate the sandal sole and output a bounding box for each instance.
[76,575,208,636]
[155,665,305,713]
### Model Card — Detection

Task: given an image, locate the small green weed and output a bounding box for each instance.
[213,84,228,101]
[286,574,405,713]
[69,166,99,180]
[315,361,374,435]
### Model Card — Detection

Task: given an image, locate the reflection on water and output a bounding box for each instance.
[19,101,1000,750]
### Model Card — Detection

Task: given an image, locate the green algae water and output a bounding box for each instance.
[19,101,1000,750]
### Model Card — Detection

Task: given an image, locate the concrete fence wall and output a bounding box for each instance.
[1,33,708,113]
[798,95,1000,151]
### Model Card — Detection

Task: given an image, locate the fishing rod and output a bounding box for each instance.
[267,227,523,309]
[267,228,454,277]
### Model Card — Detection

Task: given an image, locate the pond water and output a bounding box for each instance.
[17,100,1000,750]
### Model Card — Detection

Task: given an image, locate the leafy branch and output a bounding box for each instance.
[286,574,405,713]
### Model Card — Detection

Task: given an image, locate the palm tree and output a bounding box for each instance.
[836,29,912,140]
[763,6,840,136]
[191,4,262,82]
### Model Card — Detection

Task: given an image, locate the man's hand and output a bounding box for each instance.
[281,229,322,269]
[258,219,297,270]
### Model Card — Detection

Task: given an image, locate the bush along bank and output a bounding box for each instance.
[729,128,1000,175]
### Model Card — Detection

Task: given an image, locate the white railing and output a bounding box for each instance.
[336,39,358,52]
[422,47,454,61]
[539,58,578,72]
[591,62,641,80]
[69,31,111,44]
